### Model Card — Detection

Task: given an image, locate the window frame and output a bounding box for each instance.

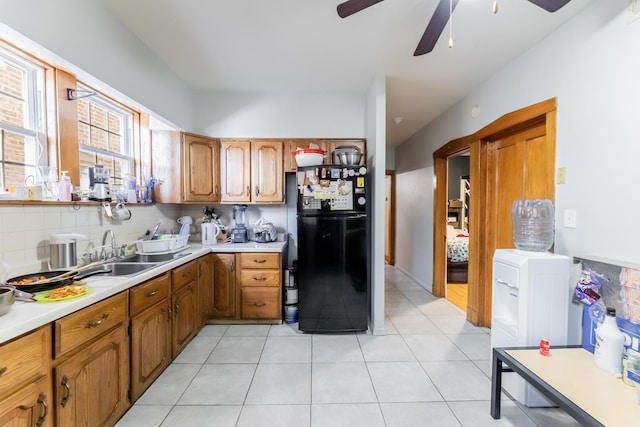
[0,45,48,189]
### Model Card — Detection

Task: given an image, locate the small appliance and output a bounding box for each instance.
[201,222,221,245]
[253,217,277,243]
[230,204,248,243]
[88,165,111,201]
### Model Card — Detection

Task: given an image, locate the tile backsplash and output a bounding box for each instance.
[0,175,300,276]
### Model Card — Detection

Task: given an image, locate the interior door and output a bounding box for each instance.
[433,98,557,327]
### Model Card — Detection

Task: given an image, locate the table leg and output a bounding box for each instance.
[491,349,502,419]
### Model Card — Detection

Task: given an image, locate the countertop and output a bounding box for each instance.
[0,241,287,345]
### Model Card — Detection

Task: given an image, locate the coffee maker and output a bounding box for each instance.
[230,204,248,243]
[89,165,111,201]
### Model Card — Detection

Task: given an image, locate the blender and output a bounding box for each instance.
[88,165,111,201]
[230,204,248,243]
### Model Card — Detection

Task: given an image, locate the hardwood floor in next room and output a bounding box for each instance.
[446,283,468,312]
[116,265,580,427]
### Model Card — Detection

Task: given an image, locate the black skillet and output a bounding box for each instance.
[5,269,110,293]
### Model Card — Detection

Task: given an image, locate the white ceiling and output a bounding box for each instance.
[104,0,592,146]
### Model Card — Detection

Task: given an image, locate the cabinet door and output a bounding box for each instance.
[183,134,220,202]
[285,140,328,172]
[198,255,214,325]
[55,326,129,427]
[211,253,236,319]
[172,281,198,359]
[220,139,251,203]
[130,299,171,402]
[151,131,182,203]
[251,140,284,203]
[0,375,52,427]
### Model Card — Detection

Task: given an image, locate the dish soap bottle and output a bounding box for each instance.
[594,307,625,376]
[57,171,72,202]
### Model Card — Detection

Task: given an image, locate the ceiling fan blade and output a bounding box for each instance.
[337,0,384,18]
[526,0,571,13]
[414,0,460,56]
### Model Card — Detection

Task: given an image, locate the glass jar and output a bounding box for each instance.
[511,199,554,252]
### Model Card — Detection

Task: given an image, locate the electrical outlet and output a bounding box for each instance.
[557,167,566,184]
[564,209,577,228]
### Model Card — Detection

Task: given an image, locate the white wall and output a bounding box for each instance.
[367,77,387,335]
[394,0,639,340]
[193,91,366,138]
[0,0,194,130]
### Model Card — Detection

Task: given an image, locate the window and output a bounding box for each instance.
[0,46,46,189]
[77,84,134,191]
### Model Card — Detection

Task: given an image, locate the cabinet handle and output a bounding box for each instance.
[174,304,179,315]
[255,185,260,196]
[246,186,250,197]
[253,259,267,264]
[254,301,266,307]
[85,313,109,329]
[215,184,219,196]
[167,308,172,320]
[253,276,267,282]
[0,366,6,377]
[60,376,70,407]
[146,289,159,297]
[36,392,48,427]
[231,261,235,272]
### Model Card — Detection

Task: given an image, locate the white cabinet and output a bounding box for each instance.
[490,249,571,407]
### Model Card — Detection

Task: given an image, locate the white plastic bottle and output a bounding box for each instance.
[58,171,72,202]
[594,307,625,376]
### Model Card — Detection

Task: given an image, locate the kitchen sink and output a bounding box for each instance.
[119,251,192,263]
[85,262,161,277]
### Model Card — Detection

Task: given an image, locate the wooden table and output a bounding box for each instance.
[491,346,640,426]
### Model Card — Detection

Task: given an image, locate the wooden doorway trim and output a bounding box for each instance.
[433,98,557,326]
[385,170,396,265]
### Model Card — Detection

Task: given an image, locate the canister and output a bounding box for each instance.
[50,233,85,269]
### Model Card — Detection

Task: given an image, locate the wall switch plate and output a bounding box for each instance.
[564,209,577,228]
[557,167,566,184]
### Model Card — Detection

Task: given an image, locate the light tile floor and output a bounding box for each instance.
[116,265,581,427]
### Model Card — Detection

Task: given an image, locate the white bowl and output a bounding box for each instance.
[295,152,324,167]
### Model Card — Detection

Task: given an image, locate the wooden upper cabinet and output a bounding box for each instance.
[285,139,366,172]
[183,133,220,202]
[252,140,283,203]
[220,139,284,204]
[220,139,251,203]
[151,131,220,203]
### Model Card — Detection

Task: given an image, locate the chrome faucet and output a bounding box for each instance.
[100,229,117,260]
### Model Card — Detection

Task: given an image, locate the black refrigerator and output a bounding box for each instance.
[296,164,369,332]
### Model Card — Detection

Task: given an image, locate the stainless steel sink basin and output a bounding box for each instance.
[85,262,161,277]
[120,251,192,263]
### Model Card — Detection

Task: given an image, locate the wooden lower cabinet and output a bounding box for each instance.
[237,253,282,322]
[211,253,236,319]
[171,260,199,358]
[129,273,171,402]
[54,325,129,427]
[198,254,214,325]
[0,375,52,427]
[0,326,52,427]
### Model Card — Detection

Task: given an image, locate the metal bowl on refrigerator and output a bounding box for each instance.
[334,147,363,165]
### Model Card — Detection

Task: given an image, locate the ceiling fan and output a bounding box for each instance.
[337,0,572,56]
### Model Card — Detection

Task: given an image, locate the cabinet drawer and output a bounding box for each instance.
[239,269,280,286]
[130,273,170,316]
[239,253,280,269]
[240,287,280,319]
[172,260,197,290]
[0,326,50,398]
[54,292,128,358]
